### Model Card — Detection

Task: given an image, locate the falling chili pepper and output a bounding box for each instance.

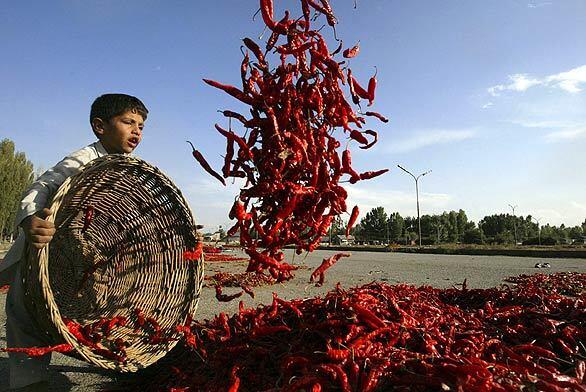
[346,206,359,237]
[186,141,226,186]
[367,67,377,106]
[349,130,369,145]
[364,111,389,123]
[343,42,360,58]
[309,252,351,284]
[203,79,255,105]
[358,169,389,181]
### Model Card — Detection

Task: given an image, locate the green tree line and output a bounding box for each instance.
[0,139,34,241]
[347,206,586,246]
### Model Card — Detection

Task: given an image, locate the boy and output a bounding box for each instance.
[0,93,148,391]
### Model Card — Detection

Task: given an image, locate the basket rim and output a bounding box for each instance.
[28,154,204,372]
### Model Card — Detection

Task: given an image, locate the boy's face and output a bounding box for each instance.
[92,110,145,154]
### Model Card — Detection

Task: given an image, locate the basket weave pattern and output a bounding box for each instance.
[23,155,204,372]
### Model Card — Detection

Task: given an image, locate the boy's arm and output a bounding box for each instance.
[16,145,101,247]
[16,155,84,226]
[20,208,55,249]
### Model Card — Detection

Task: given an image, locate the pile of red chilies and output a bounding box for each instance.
[204,246,224,254]
[128,272,585,392]
[205,253,249,263]
[1,312,167,362]
[505,271,586,297]
[205,271,276,288]
[190,0,388,282]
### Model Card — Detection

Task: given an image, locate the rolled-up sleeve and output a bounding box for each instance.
[15,147,97,227]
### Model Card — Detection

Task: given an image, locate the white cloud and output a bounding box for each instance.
[527,2,551,8]
[544,128,586,142]
[488,74,542,96]
[387,129,476,153]
[482,102,494,109]
[488,65,586,96]
[511,120,580,129]
[546,65,586,93]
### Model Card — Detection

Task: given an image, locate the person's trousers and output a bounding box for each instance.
[5,265,51,389]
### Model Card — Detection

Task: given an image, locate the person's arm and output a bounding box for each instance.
[20,208,55,249]
[16,145,98,248]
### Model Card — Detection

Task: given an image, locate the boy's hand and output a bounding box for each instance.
[21,208,56,249]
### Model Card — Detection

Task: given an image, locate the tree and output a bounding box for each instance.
[330,215,345,236]
[387,212,404,243]
[462,228,483,244]
[359,206,388,243]
[0,139,34,240]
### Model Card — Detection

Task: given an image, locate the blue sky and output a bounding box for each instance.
[1,0,585,231]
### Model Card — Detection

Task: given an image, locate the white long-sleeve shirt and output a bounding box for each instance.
[0,141,110,278]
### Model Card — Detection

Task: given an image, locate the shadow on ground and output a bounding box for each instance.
[0,355,124,392]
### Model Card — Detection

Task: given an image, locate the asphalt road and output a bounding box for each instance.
[1,249,584,391]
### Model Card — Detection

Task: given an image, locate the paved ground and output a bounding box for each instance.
[1,249,584,391]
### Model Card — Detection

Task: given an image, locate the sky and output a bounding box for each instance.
[1,0,585,232]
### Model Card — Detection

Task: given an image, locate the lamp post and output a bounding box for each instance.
[398,165,432,247]
[509,204,518,245]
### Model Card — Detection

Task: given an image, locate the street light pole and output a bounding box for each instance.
[509,204,518,245]
[398,165,432,247]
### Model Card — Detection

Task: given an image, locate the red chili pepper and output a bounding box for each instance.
[219,110,248,125]
[350,74,370,99]
[353,303,386,329]
[349,130,369,145]
[276,41,314,55]
[82,205,94,233]
[251,324,291,338]
[367,67,377,106]
[343,42,360,58]
[358,169,388,181]
[215,286,244,302]
[227,365,241,392]
[358,130,378,149]
[2,343,73,357]
[214,124,254,160]
[326,344,350,362]
[133,308,146,332]
[203,78,254,105]
[347,69,360,105]
[183,242,204,261]
[346,206,359,237]
[364,111,389,123]
[241,285,255,298]
[310,252,351,283]
[103,316,127,337]
[231,200,251,222]
[242,38,267,69]
[186,141,226,186]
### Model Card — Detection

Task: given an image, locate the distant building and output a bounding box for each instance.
[203,231,222,242]
[226,231,240,244]
[332,235,355,246]
[317,235,356,245]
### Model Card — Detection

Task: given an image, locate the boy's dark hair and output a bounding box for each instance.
[90,94,148,135]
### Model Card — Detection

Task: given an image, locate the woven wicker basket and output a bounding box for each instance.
[22,154,204,372]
